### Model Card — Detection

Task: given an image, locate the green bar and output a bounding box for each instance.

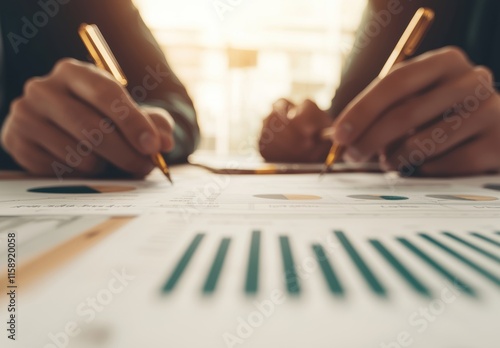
[471,233,500,248]
[370,240,431,297]
[443,233,500,263]
[245,231,261,295]
[398,238,476,296]
[420,234,500,287]
[203,238,231,294]
[162,234,205,293]
[279,236,300,295]
[335,231,386,296]
[312,245,344,296]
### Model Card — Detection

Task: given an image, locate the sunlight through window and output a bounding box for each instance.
[133,0,367,153]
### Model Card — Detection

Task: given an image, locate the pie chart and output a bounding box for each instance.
[427,195,498,202]
[28,185,136,194]
[484,184,500,192]
[348,195,409,201]
[254,194,322,201]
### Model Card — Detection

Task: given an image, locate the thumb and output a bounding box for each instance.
[141,106,175,152]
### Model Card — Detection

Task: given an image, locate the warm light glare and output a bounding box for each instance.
[133,0,366,154]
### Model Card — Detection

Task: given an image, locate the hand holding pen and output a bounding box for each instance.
[259,8,435,171]
[321,7,435,175]
[79,24,174,183]
[1,26,175,178]
[1,57,175,178]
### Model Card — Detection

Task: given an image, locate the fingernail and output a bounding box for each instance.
[286,108,297,119]
[139,132,158,154]
[333,123,353,143]
[345,147,362,162]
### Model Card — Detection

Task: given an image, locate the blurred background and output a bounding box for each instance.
[133,0,367,155]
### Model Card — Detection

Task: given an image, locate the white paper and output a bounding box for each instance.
[0,169,500,218]
[1,168,500,347]
[4,214,500,348]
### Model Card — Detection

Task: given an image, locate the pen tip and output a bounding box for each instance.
[319,165,329,178]
[165,172,174,185]
[152,153,173,184]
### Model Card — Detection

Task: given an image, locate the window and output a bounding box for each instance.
[133,0,367,154]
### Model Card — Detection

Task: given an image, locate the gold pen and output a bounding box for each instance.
[78,23,173,184]
[320,7,435,176]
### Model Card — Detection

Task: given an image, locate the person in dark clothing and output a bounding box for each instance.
[259,0,500,177]
[0,0,200,178]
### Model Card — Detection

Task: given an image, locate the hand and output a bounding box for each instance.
[1,59,175,178]
[332,47,500,177]
[259,99,333,162]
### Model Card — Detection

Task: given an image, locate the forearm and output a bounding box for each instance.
[95,0,200,162]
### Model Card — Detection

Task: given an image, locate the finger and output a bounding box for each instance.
[259,111,306,162]
[333,47,473,145]
[9,104,107,176]
[262,107,291,132]
[305,140,333,163]
[49,59,161,155]
[260,100,332,162]
[290,100,333,138]
[23,84,154,175]
[349,66,495,161]
[384,96,500,171]
[267,101,332,162]
[7,133,61,176]
[418,135,500,177]
[143,106,175,152]
[272,98,295,118]
[0,112,15,155]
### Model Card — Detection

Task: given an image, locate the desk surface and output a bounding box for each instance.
[1,168,499,348]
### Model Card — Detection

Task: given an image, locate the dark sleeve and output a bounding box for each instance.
[329,0,464,117]
[92,0,200,163]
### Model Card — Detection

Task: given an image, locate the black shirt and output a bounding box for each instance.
[0,0,200,169]
[0,16,3,113]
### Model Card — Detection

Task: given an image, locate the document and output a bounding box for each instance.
[1,167,500,348]
[3,213,500,348]
[0,215,109,262]
[0,168,500,218]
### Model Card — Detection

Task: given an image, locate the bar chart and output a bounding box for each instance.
[160,228,500,299]
[10,215,500,348]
